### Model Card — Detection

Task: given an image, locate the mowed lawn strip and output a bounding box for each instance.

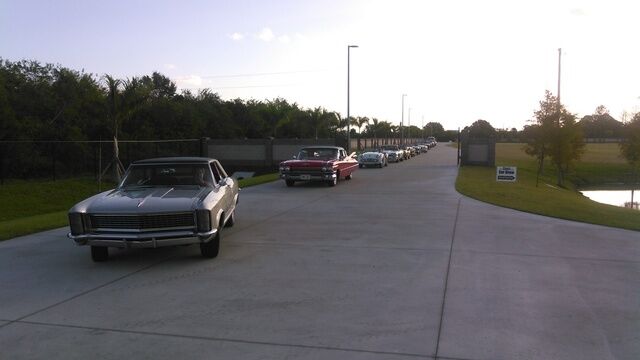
[456,143,640,231]
[0,173,279,241]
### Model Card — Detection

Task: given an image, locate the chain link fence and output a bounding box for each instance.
[0,139,205,184]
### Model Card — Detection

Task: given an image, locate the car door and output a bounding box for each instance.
[337,148,355,177]
[212,160,234,220]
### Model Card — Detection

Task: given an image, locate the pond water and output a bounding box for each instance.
[581,189,640,210]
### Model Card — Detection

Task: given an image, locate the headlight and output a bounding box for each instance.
[68,213,85,235]
[196,209,211,232]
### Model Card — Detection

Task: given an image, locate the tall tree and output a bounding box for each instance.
[578,105,623,140]
[619,113,640,182]
[524,90,584,187]
[424,122,445,139]
[463,119,496,138]
[355,116,369,150]
[102,74,126,181]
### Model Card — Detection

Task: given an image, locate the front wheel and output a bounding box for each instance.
[91,246,108,262]
[285,179,295,187]
[327,176,337,187]
[200,230,220,258]
[225,211,235,228]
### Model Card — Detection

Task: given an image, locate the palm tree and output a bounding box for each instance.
[101,75,126,182]
[367,118,380,148]
[355,117,369,150]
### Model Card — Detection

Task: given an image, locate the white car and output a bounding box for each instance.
[380,145,404,162]
[358,152,388,168]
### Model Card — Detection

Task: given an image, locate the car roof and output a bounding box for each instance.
[132,157,214,165]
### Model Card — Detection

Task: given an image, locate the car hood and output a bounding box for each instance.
[281,159,332,168]
[84,187,210,214]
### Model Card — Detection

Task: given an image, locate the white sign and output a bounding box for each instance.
[496,166,517,182]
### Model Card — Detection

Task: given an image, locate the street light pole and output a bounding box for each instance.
[401,94,406,146]
[347,45,358,154]
[408,107,412,143]
[557,47,562,126]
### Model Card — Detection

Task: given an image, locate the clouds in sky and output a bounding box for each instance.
[229,32,244,41]
[229,27,299,44]
[258,28,275,42]
[175,75,203,88]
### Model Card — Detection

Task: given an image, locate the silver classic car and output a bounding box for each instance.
[68,157,239,262]
[358,151,387,168]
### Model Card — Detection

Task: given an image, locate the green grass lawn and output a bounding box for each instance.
[0,173,280,241]
[456,143,640,231]
[0,177,112,241]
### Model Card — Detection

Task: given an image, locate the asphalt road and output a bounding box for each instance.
[1,145,639,360]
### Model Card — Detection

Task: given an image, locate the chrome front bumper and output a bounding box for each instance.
[280,173,336,181]
[68,228,218,248]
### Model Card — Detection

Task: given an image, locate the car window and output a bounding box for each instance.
[121,164,214,187]
[210,164,221,183]
[297,148,339,160]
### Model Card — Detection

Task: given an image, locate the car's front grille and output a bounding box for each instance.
[90,213,195,231]
[288,168,323,176]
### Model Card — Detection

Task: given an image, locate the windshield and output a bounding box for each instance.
[120,164,214,188]
[297,148,339,160]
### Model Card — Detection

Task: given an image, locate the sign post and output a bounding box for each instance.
[496,166,517,182]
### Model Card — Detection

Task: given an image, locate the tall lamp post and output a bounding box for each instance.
[557,47,562,126]
[408,107,411,143]
[347,45,358,154]
[401,94,407,146]
[400,94,407,146]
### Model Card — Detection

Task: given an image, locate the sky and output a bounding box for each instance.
[1,0,639,130]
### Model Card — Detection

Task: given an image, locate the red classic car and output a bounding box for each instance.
[279,146,358,187]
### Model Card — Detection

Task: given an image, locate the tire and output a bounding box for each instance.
[91,246,108,262]
[285,179,295,187]
[200,229,220,258]
[327,176,337,187]
[225,211,235,228]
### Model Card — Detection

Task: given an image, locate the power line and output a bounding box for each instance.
[198,69,331,79]
[205,83,301,89]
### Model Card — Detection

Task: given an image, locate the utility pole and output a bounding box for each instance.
[557,47,562,126]
[347,45,358,153]
[408,107,412,143]
[401,94,406,146]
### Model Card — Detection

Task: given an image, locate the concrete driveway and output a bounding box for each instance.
[0,146,638,359]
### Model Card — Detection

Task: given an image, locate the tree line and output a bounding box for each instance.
[0,58,454,179]
[462,91,640,187]
[0,59,451,144]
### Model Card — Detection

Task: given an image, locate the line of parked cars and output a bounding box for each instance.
[68,138,436,262]
[279,137,438,186]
